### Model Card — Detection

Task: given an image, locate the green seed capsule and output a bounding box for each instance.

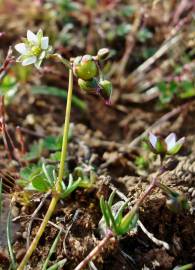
[73,55,98,81]
[78,78,98,93]
[97,48,110,60]
[99,80,112,104]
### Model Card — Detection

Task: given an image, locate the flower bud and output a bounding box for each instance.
[118,209,139,235]
[166,192,189,213]
[97,48,110,60]
[99,80,112,104]
[78,78,98,94]
[73,55,98,81]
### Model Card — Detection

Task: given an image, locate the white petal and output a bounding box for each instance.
[176,137,185,146]
[39,51,46,60]
[35,59,42,69]
[41,37,49,50]
[37,29,43,40]
[27,30,38,44]
[165,133,176,151]
[149,132,157,148]
[22,56,37,66]
[15,43,27,54]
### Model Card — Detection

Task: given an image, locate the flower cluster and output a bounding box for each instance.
[148,132,185,157]
[15,29,52,69]
[72,49,112,105]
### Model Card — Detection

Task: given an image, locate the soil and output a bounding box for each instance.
[0,91,195,269]
[0,1,195,269]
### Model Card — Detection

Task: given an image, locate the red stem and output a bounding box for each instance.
[74,230,114,270]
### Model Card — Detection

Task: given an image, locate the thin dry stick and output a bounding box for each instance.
[74,230,114,270]
[109,184,170,250]
[12,215,65,233]
[0,96,12,160]
[127,34,182,86]
[128,102,189,149]
[0,47,15,80]
[126,12,192,89]
[117,10,142,80]
[26,191,51,248]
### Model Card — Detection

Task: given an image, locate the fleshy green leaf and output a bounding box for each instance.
[31,174,51,192]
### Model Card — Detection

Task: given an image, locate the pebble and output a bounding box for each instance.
[188,187,194,194]
[16,248,26,261]
[11,206,19,217]
[22,232,27,239]
[192,190,195,198]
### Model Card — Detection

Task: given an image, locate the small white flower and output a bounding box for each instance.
[15,29,52,69]
[148,132,185,155]
[149,133,157,148]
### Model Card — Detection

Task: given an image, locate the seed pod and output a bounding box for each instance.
[99,80,112,104]
[97,48,110,60]
[78,78,98,94]
[73,55,98,81]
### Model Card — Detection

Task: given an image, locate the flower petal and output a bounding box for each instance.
[176,137,185,146]
[41,37,49,50]
[27,30,38,44]
[37,29,43,42]
[165,133,176,151]
[35,59,42,69]
[39,51,46,60]
[15,43,28,54]
[22,56,37,66]
[149,132,157,148]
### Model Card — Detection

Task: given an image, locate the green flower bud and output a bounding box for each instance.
[99,80,112,105]
[166,192,189,213]
[118,209,139,235]
[78,78,98,93]
[73,55,98,81]
[97,48,110,60]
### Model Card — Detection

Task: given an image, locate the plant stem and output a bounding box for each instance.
[56,68,73,192]
[17,68,74,270]
[135,176,157,209]
[74,230,114,270]
[175,263,194,270]
[17,195,59,270]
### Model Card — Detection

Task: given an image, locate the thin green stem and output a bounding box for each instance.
[56,68,73,192]
[51,53,72,69]
[17,195,59,270]
[17,68,74,270]
[175,263,194,270]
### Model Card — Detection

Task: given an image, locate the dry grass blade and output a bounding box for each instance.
[0,171,15,193]
[46,258,67,270]
[7,207,17,269]
[0,178,2,217]
[42,229,63,270]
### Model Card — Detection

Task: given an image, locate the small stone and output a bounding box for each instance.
[188,187,194,194]
[16,248,26,261]
[192,190,195,198]
[11,206,19,218]
[22,232,27,239]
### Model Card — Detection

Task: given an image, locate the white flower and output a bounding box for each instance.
[148,132,185,155]
[15,29,52,69]
[165,133,185,155]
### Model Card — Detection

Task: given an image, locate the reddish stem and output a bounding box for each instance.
[0,96,12,159]
[74,230,114,270]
